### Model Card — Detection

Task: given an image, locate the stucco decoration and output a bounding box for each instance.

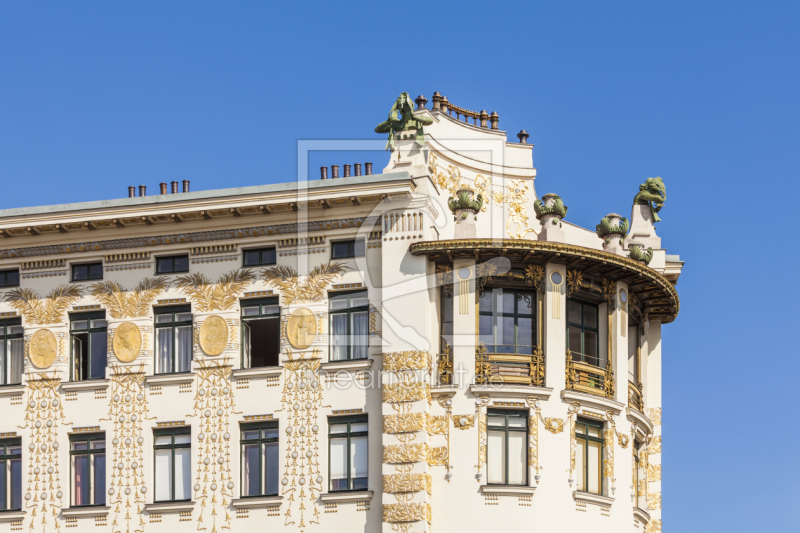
[175,269,256,312]
[633,177,666,223]
[286,308,317,349]
[112,322,143,363]
[88,277,170,319]
[29,329,58,369]
[375,92,434,151]
[383,444,428,464]
[5,284,83,325]
[261,262,348,306]
[199,315,229,356]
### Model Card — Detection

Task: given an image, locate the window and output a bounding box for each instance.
[328,416,368,492]
[440,287,453,352]
[0,439,21,511]
[0,319,23,386]
[628,317,641,384]
[69,433,105,507]
[70,312,107,381]
[329,291,369,361]
[155,306,193,374]
[241,298,280,369]
[331,239,365,259]
[240,422,280,497]
[574,418,603,494]
[243,247,277,267]
[156,255,189,275]
[154,427,191,502]
[567,299,601,366]
[0,270,19,289]
[633,442,645,509]
[486,410,527,485]
[479,288,536,354]
[72,263,103,282]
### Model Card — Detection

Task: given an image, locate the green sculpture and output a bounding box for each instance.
[533,194,568,221]
[595,215,629,243]
[633,177,666,223]
[375,92,433,152]
[628,243,654,265]
[448,188,484,221]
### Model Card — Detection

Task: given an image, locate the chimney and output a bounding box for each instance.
[171,181,179,193]
[517,130,530,144]
[365,162,372,175]
[415,95,428,110]
[182,180,190,193]
[490,112,499,130]
[354,163,362,176]
[139,185,147,197]
[432,92,442,110]
[160,182,168,195]
[331,165,339,179]
[320,166,328,180]
[343,164,351,177]
[128,186,136,198]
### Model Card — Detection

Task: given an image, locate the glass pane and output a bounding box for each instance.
[242,444,260,496]
[243,251,260,266]
[8,445,21,455]
[72,441,88,451]
[351,298,369,308]
[174,434,191,445]
[500,291,515,314]
[155,449,172,501]
[265,442,279,495]
[174,448,191,500]
[242,322,251,369]
[487,430,505,484]
[350,422,368,433]
[351,311,369,360]
[261,249,276,265]
[331,314,347,361]
[9,458,20,509]
[442,291,453,322]
[329,299,348,310]
[517,318,533,353]
[479,289,492,313]
[587,426,601,438]
[508,432,526,485]
[0,460,5,510]
[517,293,534,315]
[6,271,19,287]
[329,438,347,490]
[73,265,88,281]
[587,440,601,494]
[72,454,89,505]
[0,342,4,385]
[497,316,515,352]
[7,338,22,385]
[479,315,493,346]
[175,313,192,322]
[584,331,598,360]
[175,326,193,372]
[242,430,260,440]
[354,239,365,258]
[567,300,582,325]
[157,328,173,374]
[575,423,586,435]
[89,264,103,280]
[156,314,173,323]
[507,417,526,429]
[487,416,504,427]
[93,453,106,505]
[351,436,368,490]
[156,258,172,274]
[71,320,88,331]
[263,305,280,315]
[242,306,260,316]
[174,256,189,273]
[89,331,107,379]
[331,242,352,259]
[263,428,279,439]
[7,325,22,335]
[91,319,107,329]
[91,440,106,450]
[575,439,586,492]
[329,424,347,434]
[584,305,597,329]
[154,436,172,446]
[568,326,582,356]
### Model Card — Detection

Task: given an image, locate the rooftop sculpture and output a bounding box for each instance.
[633,177,666,223]
[375,92,434,152]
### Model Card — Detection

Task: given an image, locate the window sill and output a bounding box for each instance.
[633,506,651,525]
[319,490,373,504]
[481,485,536,496]
[0,510,25,522]
[231,495,283,509]
[0,384,24,397]
[143,501,195,513]
[146,373,195,385]
[62,379,109,392]
[626,407,654,439]
[232,367,283,381]
[561,390,625,416]
[573,491,614,507]
[320,359,373,373]
[61,506,110,518]
[468,384,553,400]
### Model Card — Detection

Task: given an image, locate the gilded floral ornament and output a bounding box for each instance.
[5,284,83,325]
[261,262,349,306]
[383,351,429,372]
[451,414,475,430]
[88,277,170,319]
[383,473,430,494]
[175,269,256,312]
[383,444,428,464]
[384,413,428,434]
[524,264,545,291]
[633,177,666,223]
[382,503,431,523]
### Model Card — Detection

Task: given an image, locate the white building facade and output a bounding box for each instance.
[0,93,680,533]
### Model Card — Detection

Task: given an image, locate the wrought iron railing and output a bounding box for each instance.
[475,343,545,387]
[436,344,453,385]
[565,350,614,399]
[628,379,644,411]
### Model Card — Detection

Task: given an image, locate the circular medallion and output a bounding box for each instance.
[29,329,57,369]
[287,308,317,349]
[199,316,228,356]
[457,267,472,280]
[619,289,628,304]
[113,322,142,363]
[550,271,563,285]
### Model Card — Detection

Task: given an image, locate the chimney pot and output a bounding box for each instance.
[441,96,449,114]
[343,164,351,177]
[182,180,190,193]
[517,130,530,144]
[320,166,328,180]
[365,162,373,175]
[331,165,339,179]
[128,186,136,198]
[139,185,147,197]
[171,181,179,193]
[490,111,499,130]
[354,163,362,176]
[415,95,428,110]
[160,182,168,195]
[432,92,442,110]
[479,110,489,128]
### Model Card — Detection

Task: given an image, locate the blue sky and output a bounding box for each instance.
[1,2,798,530]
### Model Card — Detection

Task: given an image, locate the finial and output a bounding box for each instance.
[517,130,529,144]
[415,95,428,110]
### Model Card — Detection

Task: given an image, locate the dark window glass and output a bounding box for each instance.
[329,291,369,361]
[328,416,368,492]
[70,312,107,381]
[154,427,191,502]
[0,270,20,288]
[566,299,602,367]
[0,319,23,386]
[154,306,193,374]
[331,240,365,259]
[72,263,103,282]
[242,248,276,267]
[478,289,536,354]
[0,439,21,511]
[575,418,604,495]
[486,410,527,485]
[156,255,190,274]
[241,298,280,369]
[440,287,453,352]
[69,434,105,506]
[240,422,280,497]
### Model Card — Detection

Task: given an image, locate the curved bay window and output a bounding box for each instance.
[0,319,23,386]
[567,299,600,366]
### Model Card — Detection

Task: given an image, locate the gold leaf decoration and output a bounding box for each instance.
[5,284,84,325]
[88,277,170,319]
[382,473,430,494]
[261,261,349,306]
[647,464,662,482]
[427,415,449,435]
[543,417,565,434]
[382,503,431,523]
[382,382,428,403]
[383,444,428,464]
[174,269,256,312]
[451,414,475,430]
[648,436,662,454]
[647,492,662,510]
[426,446,449,466]
[383,351,428,372]
[383,413,428,434]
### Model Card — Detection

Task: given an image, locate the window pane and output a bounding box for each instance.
[508,432,526,485]
[568,300,582,325]
[243,251,260,266]
[0,342,5,385]
[9,458,20,509]
[331,314,347,361]
[91,319,107,329]
[350,422,368,433]
[479,289,492,313]
[73,265,88,281]
[242,430,260,440]
[351,297,369,308]
[329,299,348,310]
[7,338,22,385]
[242,306,260,316]
[174,256,189,273]
[72,454,89,505]
[90,331,107,379]
[263,305,280,316]
[7,325,22,335]
[587,440,601,494]
[93,453,106,505]
[487,416,504,427]
[71,321,88,331]
[517,318,533,353]
[442,291,453,322]
[89,264,103,280]
[0,460,5,510]
[584,331,598,360]
[479,315,493,346]
[584,305,597,329]
[507,417,526,429]
[91,440,106,450]
[575,439,586,492]
[517,293,534,315]
[261,249,276,265]
[175,326,193,372]
[154,436,172,446]
[156,314,173,323]
[354,239,366,258]
[6,271,19,287]
[568,326,582,356]
[329,424,347,434]
[331,242,353,259]
[587,426,601,438]
[71,441,89,451]
[175,313,192,322]
[157,328,173,373]
[242,444,260,496]
[156,258,172,274]
[500,291,515,314]
[497,316,515,352]
[265,442,279,495]
[351,436,368,490]
[487,430,505,484]
[329,438,347,491]
[264,428,279,440]
[351,311,369,360]
[155,450,172,501]
[174,448,191,500]
[174,434,191,445]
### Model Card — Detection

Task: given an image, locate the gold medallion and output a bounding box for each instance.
[287,308,316,349]
[29,329,58,369]
[113,322,142,363]
[199,315,228,356]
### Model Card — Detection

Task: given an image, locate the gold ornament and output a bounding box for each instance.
[286,307,317,349]
[29,329,58,369]
[112,322,142,363]
[199,315,228,356]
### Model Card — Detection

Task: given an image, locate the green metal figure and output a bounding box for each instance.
[375,92,434,152]
[633,177,666,223]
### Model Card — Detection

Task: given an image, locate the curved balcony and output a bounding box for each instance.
[565,350,614,399]
[628,379,644,411]
[475,343,545,387]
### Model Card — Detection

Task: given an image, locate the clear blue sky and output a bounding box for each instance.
[1,2,797,530]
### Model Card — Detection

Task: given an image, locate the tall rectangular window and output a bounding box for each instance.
[574,418,603,494]
[241,298,280,369]
[0,269,20,289]
[0,439,21,511]
[155,306,193,374]
[69,433,105,507]
[634,442,646,509]
[154,427,191,502]
[72,263,103,282]
[331,239,365,259]
[628,317,641,384]
[70,312,107,381]
[329,291,369,361]
[440,287,453,352]
[486,410,527,485]
[328,416,368,492]
[567,299,601,367]
[0,319,23,386]
[479,288,536,354]
[242,248,277,267]
[240,422,280,497]
[156,255,189,275]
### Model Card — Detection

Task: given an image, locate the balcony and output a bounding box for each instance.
[565,351,614,399]
[475,343,545,387]
[628,378,644,411]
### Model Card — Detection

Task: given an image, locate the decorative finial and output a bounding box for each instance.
[517,130,530,144]
[628,241,654,265]
[596,213,629,253]
[415,95,428,110]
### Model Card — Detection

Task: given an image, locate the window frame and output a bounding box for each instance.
[486,409,528,486]
[154,305,193,375]
[68,433,106,507]
[242,247,277,268]
[330,239,365,259]
[327,415,368,492]
[479,288,537,354]
[153,426,191,503]
[69,311,107,382]
[155,255,190,275]
[439,286,453,353]
[0,438,22,511]
[239,421,280,498]
[240,297,281,369]
[71,262,103,282]
[566,298,601,366]
[328,291,369,361]
[0,319,23,386]
[575,417,604,495]
[0,269,20,289]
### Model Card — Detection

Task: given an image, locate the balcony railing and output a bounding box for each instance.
[475,343,545,387]
[628,379,644,411]
[437,344,453,385]
[565,350,614,399]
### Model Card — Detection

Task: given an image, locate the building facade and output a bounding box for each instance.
[0,93,680,533]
